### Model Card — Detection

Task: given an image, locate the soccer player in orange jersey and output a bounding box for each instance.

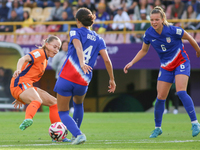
[10,36,70,142]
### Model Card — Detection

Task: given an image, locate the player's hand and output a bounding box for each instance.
[81,64,92,74]
[108,80,116,93]
[12,100,23,109]
[124,62,133,74]
[196,51,200,58]
[13,70,21,78]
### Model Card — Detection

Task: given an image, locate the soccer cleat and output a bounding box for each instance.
[19,119,33,131]
[71,136,75,143]
[149,128,163,138]
[71,134,86,145]
[191,123,200,137]
[52,138,71,142]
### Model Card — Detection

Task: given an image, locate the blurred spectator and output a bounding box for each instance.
[112,7,132,31]
[23,0,37,8]
[8,0,24,20]
[187,0,197,12]
[0,0,9,22]
[195,0,200,19]
[124,0,139,15]
[153,0,165,10]
[77,0,84,8]
[37,0,55,8]
[60,11,70,32]
[133,0,152,20]
[62,0,74,20]
[108,0,125,15]
[83,0,97,14]
[170,0,185,19]
[162,0,174,8]
[51,40,69,79]
[181,5,196,30]
[21,11,34,28]
[93,2,110,34]
[69,6,78,29]
[46,0,64,21]
[0,10,22,32]
[15,10,35,33]
[0,67,14,102]
[130,11,150,43]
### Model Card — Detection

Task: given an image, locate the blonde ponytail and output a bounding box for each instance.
[151,6,173,26]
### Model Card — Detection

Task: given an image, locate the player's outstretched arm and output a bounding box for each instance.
[124,43,150,74]
[99,49,116,93]
[13,54,32,78]
[72,38,92,74]
[182,30,200,58]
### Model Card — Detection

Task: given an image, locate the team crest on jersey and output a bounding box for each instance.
[166,37,171,43]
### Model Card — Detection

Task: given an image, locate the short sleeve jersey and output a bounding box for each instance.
[143,25,189,71]
[14,49,48,87]
[59,27,106,86]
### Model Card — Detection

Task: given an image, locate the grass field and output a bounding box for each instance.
[0,112,200,150]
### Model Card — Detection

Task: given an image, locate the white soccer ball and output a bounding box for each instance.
[49,122,68,141]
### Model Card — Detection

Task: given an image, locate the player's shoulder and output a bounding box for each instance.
[144,26,153,39]
[166,25,184,35]
[30,49,45,59]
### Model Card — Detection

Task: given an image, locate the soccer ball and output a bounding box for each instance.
[49,122,68,141]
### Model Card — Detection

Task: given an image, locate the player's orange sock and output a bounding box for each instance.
[49,104,61,124]
[25,100,41,119]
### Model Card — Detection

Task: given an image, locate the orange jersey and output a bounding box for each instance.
[13,49,48,86]
[10,49,48,102]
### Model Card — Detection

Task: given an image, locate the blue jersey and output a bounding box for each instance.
[59,27,106,86]
[143,25,189,71]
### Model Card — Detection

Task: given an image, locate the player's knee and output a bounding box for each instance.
[157,95,167,100]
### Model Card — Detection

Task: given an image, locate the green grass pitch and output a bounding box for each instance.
[0,112,200,150]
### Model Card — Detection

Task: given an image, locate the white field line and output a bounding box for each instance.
[0,140,200,147]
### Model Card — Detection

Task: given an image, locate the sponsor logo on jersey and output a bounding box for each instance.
[166,37,171,43]
[33,51,41,58]
[70,31,76,37]
[176,29,182,35]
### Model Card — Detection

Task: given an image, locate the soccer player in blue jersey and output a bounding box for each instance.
[124,6,200,138]
[54,7,116,145]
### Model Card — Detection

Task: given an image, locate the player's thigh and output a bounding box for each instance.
[157,81,172,100]
[57,93,72,111]
[19,87,42,104]
[37,87,57,106]
[175,74,189,92]
[175,61,190,92]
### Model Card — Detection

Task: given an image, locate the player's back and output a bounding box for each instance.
[68,27,106,68]
[60,27,106,86]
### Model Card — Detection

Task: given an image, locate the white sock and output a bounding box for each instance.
[191,120,198,124]
[155,127,161,129]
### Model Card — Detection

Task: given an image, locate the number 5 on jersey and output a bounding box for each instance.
[84,46,93,64]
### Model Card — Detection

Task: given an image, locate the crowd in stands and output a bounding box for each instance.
[0,0,200,44]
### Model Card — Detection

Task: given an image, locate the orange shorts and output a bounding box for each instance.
[10,78,37,104]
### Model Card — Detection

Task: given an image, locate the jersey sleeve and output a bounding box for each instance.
[28,50,43,64]
[143,31,150,45]
[98,37,106,51]
[170,26,184,39]
[69,29,80,43]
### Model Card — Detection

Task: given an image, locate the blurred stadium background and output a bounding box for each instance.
[1,0,200,113]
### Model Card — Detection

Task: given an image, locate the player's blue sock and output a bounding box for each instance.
[154,98,165,127]
[177,91,197,121]
[73,102,84,128]
[58,111,82,137]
